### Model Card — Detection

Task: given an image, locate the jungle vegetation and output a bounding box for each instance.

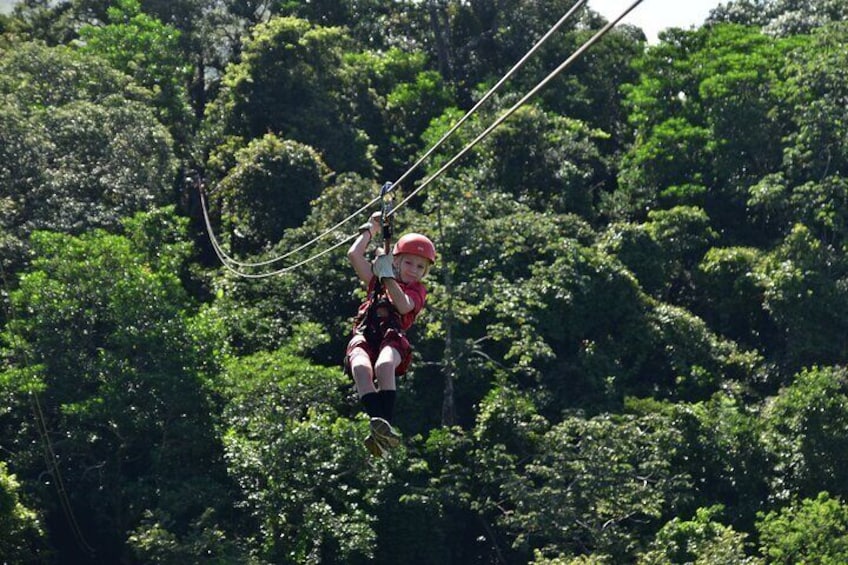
[1,0,848,563]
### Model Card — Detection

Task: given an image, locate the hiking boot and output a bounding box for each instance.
[363,434,385,458]
[370,417,402,449]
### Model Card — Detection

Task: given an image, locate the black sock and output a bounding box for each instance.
[360,392,382,419]
[378,390,397,423]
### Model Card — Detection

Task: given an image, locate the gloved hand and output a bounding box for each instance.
[359,212,382,237]
[372,253,395,280]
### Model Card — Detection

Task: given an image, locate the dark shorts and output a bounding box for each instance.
[345,328,413,376]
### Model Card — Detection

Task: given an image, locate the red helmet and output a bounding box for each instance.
[393,233,436,264]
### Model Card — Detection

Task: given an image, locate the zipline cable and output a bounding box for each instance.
[201,185,360,278]
[198,180,378,270]
[200,0,589,275]
[388,0,645,217]
[0,264,97,557]
[203,0,644,277]
[389,0,589,193]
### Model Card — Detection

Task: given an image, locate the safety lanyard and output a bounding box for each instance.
[371,181,394,297]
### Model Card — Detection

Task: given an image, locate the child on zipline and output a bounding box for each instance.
[345,211,435,457]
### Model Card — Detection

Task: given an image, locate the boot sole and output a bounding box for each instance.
[370,417,401,448]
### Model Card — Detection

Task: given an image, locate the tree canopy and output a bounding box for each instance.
[1,1,847,563]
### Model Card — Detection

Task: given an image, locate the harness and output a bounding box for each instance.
[352,281,403,345]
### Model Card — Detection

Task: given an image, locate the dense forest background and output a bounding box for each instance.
[1,0,848,563]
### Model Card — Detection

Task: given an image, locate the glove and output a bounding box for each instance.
[372,253,395,281]
[359,221,375,235]
[359,211,382,238]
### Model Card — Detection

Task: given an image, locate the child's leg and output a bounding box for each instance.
[374,345,401,392]
[349,347,377,397]
[348,345,385,420]
[346,334,377,397]
[374,346,401,424]
[350,351,385,456]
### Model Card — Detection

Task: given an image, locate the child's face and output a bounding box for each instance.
[395,253,430,283]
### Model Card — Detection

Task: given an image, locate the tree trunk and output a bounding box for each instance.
[428,0,452,81]
[438,206,456,426]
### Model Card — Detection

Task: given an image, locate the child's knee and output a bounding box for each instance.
[374,357,396,377]
[374,347,400,375]
[348,347,370,366]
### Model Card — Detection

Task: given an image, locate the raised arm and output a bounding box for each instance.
[347,212,381,285]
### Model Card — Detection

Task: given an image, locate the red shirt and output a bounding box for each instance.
[395,279,427,330]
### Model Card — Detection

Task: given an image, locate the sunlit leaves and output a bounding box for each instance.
[638,505,758,565]
[755,225,848,369]
[695,246,769,348]
[0,215,230,560]
[761,366,848,501]
[0,461,44,562]
[212,133,330,255]
[757,492,848,563]
[780,23,848,184]
[219,347,378,564]
[504,412,690,561]
[0,42,176,274]
[78,0,193,139]
[618,24,804,231]
[204,16,376,176]
[0,41,144,109]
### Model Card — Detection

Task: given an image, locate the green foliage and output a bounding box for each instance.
[503,412,690,561]
[663,394,772,529]
[0,461,44,562]
[599,221,668,297]
[483,107,611,219]
[78,0,194,143]
[615,117,713,218]
[128,508,252,564]
[206,172,376,359]
[532,553,614,565]
[273,0,421,49]
[709,0,848,37]
[38,98,176,225]
[761,366,848,502]
[384,68,455,172]
[2,4,848,564]
[638,505,759,565]
[0,41,146,109]
[5,0,80,44]
[0,103,46,268]
[441,0,642,132]
[647,304,761,401]
[617,24,806,237]
[204,16,376,175]
[757,492,848,564]
[474,383,548,457]
[779,23,848,182]
[0,216,232,561]
[0,42,176,275]
[755,225,848,369]
[643,205,718,302]
[218,346,377,564]
[212,133,330,255]
[695,246,770,348]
